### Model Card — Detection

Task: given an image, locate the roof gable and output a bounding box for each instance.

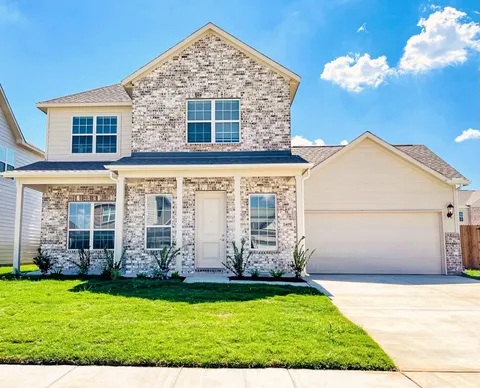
[121,23,301,102]
[293,131,469,184]
[0,84,44,157]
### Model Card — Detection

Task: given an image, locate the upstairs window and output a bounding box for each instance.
[187,99,240,144]
[72,116,117,154]
[0,146,15,172]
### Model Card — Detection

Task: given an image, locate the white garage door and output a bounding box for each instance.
[306,212,443,274]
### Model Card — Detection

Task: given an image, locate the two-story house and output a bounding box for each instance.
[0,85,44,264]
[6,23,470,276]
[6,23,311,275]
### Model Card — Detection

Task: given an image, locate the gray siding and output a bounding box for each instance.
[0,108,43,264]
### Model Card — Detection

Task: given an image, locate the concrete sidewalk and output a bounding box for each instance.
[1,365,480,388]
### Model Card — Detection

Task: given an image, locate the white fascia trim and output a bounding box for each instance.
[3,170,111,178]
[36,101,132,113]
[105,163,314,171]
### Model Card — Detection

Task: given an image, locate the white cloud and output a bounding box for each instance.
[340,140,349,145]
[455,128,480,142]
[320,53,393,92]
[291,135,325,146]
[357,23,367,33]
[399,7,480,72]
[0,0,25,25]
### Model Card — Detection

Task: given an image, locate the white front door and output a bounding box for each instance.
[195,191,226,269]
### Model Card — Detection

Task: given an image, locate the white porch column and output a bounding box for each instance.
[295,175,305,243]
[234,175,241,246]
[114,176,125,264]
[12,181,24,273]
[176,176,183,271]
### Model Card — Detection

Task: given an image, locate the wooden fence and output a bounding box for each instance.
[460,225,480,269]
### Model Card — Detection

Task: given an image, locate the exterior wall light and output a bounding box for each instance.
[446,203,454,218]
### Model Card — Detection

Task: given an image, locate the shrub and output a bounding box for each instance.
[249,268,260,279]
[269,269,286,279]
[152,245,181,279]
[289,236,316,278]
[222,239,251,278]
[170,271,181,280]
[69,249,91,276]
[101,248,125,280]
[136,271,150,279]
[33,248,54,275]
[51,265,63,277]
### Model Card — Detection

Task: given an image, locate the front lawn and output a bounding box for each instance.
[0,264,38,275]
[464,269,480,280]
[0,278,394,370]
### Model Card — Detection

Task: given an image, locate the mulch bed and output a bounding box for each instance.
[229,276,306,283]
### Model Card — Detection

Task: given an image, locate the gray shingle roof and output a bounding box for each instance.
[112,151,309,166]
[14,161,110,171]
[292,144,467,181]
[37,84,131,105]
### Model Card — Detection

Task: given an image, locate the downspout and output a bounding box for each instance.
[300,168,311,276]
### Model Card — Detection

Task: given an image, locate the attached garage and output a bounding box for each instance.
[305,211,443,274]
[293,132,469,275]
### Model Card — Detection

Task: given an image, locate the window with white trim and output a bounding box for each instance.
[68,202,116,250]
[459,211,464,222]
[72,116,117,154]
[0,145,15,172]
[249,194,277,250]
[145,194,172,249]
[187,99,240,143]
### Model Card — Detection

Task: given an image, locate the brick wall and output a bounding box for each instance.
[469,207,480,225]
[132,32,291,153]
[40,185,116,272]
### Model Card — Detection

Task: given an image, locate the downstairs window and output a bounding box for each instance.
[249,194,277,250]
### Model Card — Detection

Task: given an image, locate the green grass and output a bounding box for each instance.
[464,269,480,280]
[0,264,38,275]
[0,278,394,370]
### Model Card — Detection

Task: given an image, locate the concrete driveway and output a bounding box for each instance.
[309,275,480,372]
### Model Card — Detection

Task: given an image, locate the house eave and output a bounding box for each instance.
[36,101,132,113]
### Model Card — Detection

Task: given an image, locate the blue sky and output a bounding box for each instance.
[1,0,479,187]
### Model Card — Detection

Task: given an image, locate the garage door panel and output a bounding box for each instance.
[306,212,443,274]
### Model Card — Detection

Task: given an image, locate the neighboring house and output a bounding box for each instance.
[458,190,480,225]
[5,23,470,275]
[0,85,44,264]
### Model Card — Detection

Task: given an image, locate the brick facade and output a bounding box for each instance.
[445,232,463,275]
[131,32,291,153]
[469,207,480,225]
[40,185,116,272]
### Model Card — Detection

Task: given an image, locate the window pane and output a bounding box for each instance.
[72,136,93,153]
[215,99,239,122]
[0,162,5,172]
[0,146,7,162]
[93,231,115,249]
[146,195,172,226]
[68,231,90,250]
[250,194,276,249]
[96,116,117,134]
[72,116,93,134]
[94,203,116,229]
[6,164,14,171]
[146,227,171,249]
[96,135,117,153]
[6,149,14,166]
[187,123,211,143]
[187,100,211,121]
[215,122,239,143]
[69,203,91,229]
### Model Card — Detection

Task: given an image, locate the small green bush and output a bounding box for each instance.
[69,249,91,276]
[290,236,316,278]
[152,245,181,279]
[222,239,251,277]
[269,269,286,279]
[33,248,54,275]
[101,248,124,280]
[136,271,150,279]
[249,268,260,279]
[170,271,181,279]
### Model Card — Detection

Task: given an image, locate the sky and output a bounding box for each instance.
[0,0,479,187]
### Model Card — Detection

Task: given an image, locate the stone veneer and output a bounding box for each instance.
[123,178,177,274]
[132,32,291,152]
[40,185,116,272]
[445,232,463,275]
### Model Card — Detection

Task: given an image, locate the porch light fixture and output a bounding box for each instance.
[446,203,454,218]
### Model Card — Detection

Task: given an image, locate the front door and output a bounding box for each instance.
[195,191,226,269]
